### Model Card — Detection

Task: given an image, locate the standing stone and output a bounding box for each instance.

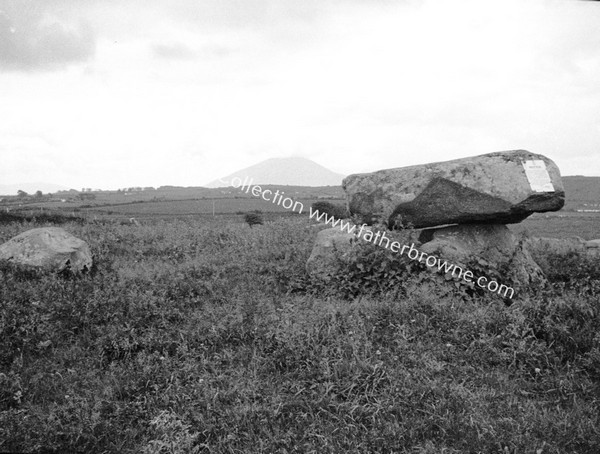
[420,224,546,293]
[306,225,423,278]
[343,150,565,228]
[305,228,358,277]
[0,227,92,273]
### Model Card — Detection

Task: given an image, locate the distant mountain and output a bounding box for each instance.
[206,157,345,188]
[0,182,71,196]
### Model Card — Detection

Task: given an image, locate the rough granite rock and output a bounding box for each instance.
[420,224,546,294]
[305,228,358,277]
[305,225,427,278]
[343,150,565,228]
[0,227,92,273]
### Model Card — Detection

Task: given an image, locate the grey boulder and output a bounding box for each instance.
[0,227,92,273]
[420,224,546,295]
[305,227,357,277]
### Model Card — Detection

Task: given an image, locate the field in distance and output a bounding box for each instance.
[2,181,599,240]
[1,185,345,220]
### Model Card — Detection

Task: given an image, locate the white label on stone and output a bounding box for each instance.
[522,160,555,192]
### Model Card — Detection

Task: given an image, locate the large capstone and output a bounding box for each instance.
[343,150,565,229]
[0,227,92,273]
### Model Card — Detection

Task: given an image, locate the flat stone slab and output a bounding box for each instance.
[0,227,92,273]
[343,150,565,228]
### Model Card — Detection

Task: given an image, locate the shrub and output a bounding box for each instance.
[304,229,468,300]
[311,201,348,220]
[534,249,600,295]
[244,212,263,227]
[0,212,84,225]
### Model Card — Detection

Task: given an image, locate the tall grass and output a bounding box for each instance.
[1,217,599,453]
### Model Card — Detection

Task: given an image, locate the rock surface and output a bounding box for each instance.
[343,150,565,228]
[420,224,546,293]
[306,225,425,278]
[585,239,600,256]
[305,228,357,277]
[0,227,92,273]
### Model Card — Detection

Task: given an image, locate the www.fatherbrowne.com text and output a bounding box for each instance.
[223,176,515,299]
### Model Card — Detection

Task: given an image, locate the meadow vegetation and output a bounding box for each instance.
[1,215,599,453]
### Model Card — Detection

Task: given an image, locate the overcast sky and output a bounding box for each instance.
[1,0,599,190]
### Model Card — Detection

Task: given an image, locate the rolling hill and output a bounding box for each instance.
[0,182,71,196]
[562,176,600,210]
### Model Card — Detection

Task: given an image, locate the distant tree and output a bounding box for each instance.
[17,189,28,198]
[34,190,43,198]
[244,212,263,227]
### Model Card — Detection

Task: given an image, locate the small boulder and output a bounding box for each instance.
[306,225,425,278]
[586,239,600,256]
[306,228,358,277]
[0,227,92,273]
[343,150,565,228]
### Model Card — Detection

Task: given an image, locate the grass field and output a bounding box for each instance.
[510,212,600,241]
[2,190,344,223]
[89,198,330,218]
[1,211,600,453]
[7,193,600,240]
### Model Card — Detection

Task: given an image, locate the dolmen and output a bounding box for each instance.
[308,150,567,296]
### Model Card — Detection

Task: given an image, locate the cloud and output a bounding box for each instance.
[0,3,95,71]
[152,42,196,60]
[2,0,600,189]
[151,41,238,61]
